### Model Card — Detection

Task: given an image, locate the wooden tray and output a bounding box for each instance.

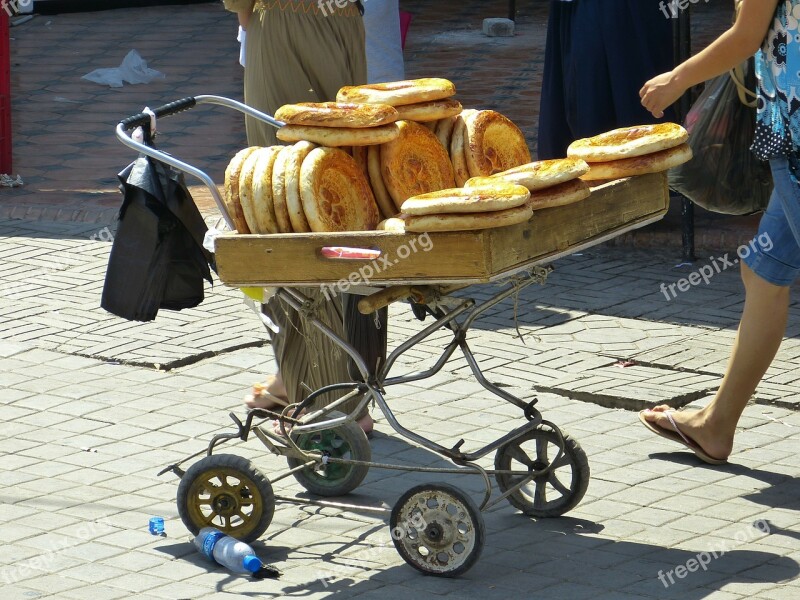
[214,172,669,287]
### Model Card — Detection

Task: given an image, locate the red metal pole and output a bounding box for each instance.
[0,7,11,174]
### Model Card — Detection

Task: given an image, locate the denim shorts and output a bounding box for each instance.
[742,158,800,286]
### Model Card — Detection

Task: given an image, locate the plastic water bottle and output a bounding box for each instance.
[193,528,263,575]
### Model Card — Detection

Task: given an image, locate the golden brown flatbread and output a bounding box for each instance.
[367,144,398,217]
[246,146,283,234]
[300,147,381,232]
[224,147,259,233]
[580,143,693,181]
[464,110,531,177]
[567,123,689,161]
[352,145,369,178]
[466,157,590,191]
[399,204,533,232]
[450,110,476,187]
[377,217,407,233]
[527,179,591,210]
[401,183,530,215]
[285,141,317,233]
[275,102,399,128]
[337,78,456,106]
[271,145,294,233]
[276,123,400,147]
[435,115,458,151]
[394,99,463,123]
[380,120,456,208]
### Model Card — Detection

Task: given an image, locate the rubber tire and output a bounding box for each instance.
[494,426,589,518]
[177,453,274,543]
[390,483,485,578]
[286,411,371,497]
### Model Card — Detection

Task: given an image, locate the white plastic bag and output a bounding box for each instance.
[82,50,165,88]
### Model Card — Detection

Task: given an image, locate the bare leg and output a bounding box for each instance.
[643,262,789,460]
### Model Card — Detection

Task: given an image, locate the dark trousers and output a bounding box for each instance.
[538,0,677,160]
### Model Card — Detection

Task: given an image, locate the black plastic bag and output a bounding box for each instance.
[101,156,213,322]
[668,60,772,215]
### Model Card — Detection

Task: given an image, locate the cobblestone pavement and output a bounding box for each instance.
[2,219,800,599]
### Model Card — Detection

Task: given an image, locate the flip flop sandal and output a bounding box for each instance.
[638,410,728,465]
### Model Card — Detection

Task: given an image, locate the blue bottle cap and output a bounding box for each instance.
[243,555,263,573]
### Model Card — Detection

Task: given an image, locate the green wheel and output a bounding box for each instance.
[177,454,274,543]
[286,411,371,497]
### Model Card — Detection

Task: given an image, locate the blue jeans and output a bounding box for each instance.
[743,158,800,286]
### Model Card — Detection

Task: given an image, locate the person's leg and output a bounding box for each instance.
[537,0,574,159]
[643,159,800,460]
[643,263,789,461]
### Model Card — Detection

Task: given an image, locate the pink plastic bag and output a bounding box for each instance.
[400,11,412,49]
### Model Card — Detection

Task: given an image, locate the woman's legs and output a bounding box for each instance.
[642,262,789,461]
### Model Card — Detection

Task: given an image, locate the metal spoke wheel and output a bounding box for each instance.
[287,411,371,497]
[177,454,274,543]
[494,424,589,517]
[390,483,485,577]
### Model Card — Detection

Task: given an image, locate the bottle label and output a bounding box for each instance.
[202,530,226,559]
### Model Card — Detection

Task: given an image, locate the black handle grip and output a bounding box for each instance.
[119,97,197,131]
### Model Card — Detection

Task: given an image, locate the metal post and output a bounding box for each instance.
[675,7,695,262]
[0,7,11,174]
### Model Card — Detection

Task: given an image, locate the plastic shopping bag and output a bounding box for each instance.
[668,59,772,215]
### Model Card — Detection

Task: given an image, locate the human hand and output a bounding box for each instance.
[640,71,686,119]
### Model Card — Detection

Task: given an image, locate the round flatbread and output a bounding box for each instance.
[276,123,400,147]
[274,102,399,128]
[237,149,264,233]
[271,145,294,233]
[527,179,591,210]
[352,145,369,178]
[367,144,398,218]
[380,120,456,208]
[300,147,381,232]
[401,183,530,215]
[224,147,259,233]
[285,141,317,233]
[466,157,590,191]
[337,78,456,106]
[580,143,693,181]
[435,115,458,151]
[450,110,476,187]
[464,110,531,178]
[400,204,533,233]
[246,146,283,234]
[377,217,407,233]
[567,123,689,162]
[394,98,463,123]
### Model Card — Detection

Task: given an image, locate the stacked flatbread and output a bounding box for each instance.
[435,109,533,186]
[337,78,462,123]
[567,123,692,181]
[224,142,380,234]
[379,181,533,233]
[466,157,592,211]
[275,102,400,147]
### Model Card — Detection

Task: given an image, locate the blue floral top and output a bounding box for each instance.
[753,1,800,178]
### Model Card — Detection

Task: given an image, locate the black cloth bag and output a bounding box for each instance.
[101,155,213,322]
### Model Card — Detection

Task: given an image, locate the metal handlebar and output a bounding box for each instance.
[115,95,285,230]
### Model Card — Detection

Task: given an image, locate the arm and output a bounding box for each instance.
[640,0,778,118]
[222,0,254,29]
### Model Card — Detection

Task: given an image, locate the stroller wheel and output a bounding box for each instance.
[177,454,274,543]
[494,424,589,518]
[390,483,485,577]
[287,411,371,497]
